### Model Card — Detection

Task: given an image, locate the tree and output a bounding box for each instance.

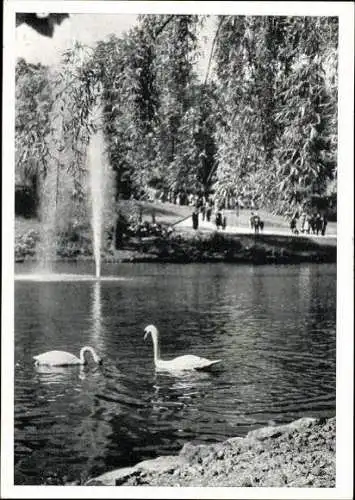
[212,15,338,213]
[213,16,267,205]
[271,17,338,212]
[15,58,52,197]
[93,15,203,198]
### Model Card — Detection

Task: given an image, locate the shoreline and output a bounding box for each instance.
[16,228,337,265]
[85,416,336,487]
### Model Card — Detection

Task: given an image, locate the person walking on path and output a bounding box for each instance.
[300,211,307,233]
[250,212,255,231]
[206,200,213,222]
[215,208,222,230]
[321,213,328,236]
[303,215,310,234]
[290,216,298,234]
[221,209,227,230]
[235,197,240,218]
[253,212,262,234]
[315,212,322,235]
[192,208,199,230]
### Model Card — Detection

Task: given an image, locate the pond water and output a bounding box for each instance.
[14,262,336,485]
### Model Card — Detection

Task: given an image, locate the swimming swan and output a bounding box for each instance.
[144,325,221,372]
[33,346,102,366]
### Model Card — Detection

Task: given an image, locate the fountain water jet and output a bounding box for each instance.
[17,80,115,281]
[88,131,103,279]
[87,125,113,280]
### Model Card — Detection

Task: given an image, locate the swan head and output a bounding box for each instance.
[144,324,158,340]
[80,346,102,364]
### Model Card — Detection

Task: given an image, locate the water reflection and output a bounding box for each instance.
[152,370,214,402]
[34,364,86,385]
[91,281,102,343]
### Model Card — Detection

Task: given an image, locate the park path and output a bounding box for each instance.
[174,209,337,240]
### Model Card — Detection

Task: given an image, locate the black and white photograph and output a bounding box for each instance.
[2,1,354,498]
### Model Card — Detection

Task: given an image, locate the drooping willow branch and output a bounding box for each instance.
[204,16,225,85]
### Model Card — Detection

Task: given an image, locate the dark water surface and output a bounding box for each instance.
[14,262,336,485]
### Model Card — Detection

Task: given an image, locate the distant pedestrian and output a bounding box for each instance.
[235,199,240,218]
[249,212,255,230]
[192,208,199,230]
[315,212,322,235]
[215,209,222,230]
[290,216,298,234]
[253,213,261,234]
[304,216,310,234]
[221,210,227,230]
[321,214,328,236]
[206,201,213,222]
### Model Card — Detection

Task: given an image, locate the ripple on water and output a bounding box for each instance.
[15,273,131,282]
[14,262,336,484]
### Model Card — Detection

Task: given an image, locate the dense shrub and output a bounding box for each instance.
[15,229,40,259]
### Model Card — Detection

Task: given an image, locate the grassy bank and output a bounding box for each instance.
[86,416,335,487]
[15,202,336,265]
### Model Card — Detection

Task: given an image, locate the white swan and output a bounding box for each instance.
[33,346,102,366]
[144,325,221,372]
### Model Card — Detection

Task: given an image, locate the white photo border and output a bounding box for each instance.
[2,1,354,498]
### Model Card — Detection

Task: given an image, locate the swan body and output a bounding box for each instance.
[144,325,221,372]
[33,346,102,366]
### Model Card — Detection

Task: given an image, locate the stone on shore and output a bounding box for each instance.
[86,416,335,487]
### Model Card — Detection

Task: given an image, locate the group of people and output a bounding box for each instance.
[249,212,264,234]
[289,211,328,236]
[165,191,202,206]
[190,193,263,232]
[191,195,228,231]
[192,205,227,231]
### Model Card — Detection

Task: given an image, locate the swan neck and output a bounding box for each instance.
[151,332,160,363]
[80,346,97,364]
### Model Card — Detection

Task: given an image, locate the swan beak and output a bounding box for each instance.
[144,331,148,340]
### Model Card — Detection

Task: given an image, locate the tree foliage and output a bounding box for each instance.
[15,14,338,216]
[213,15,338,212]
[15,58,52,185]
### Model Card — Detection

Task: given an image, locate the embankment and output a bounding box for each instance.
[120,230,337,264]
[86,416,335,487]
[15,225,336,265]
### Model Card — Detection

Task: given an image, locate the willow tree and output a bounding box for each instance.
[271,16,338,212]
[142,14,203,194]
[91,20,164,198]
[15,59,52,193]
[212,15,338,213]
[92,15,206,198]
[212,16,272,206]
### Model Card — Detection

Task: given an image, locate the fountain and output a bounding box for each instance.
[15,61,123,283]
[15,114,119,282]
[88,128,106,280]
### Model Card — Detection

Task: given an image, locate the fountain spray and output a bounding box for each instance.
[87,97,114,280]
[88,128,104,279]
